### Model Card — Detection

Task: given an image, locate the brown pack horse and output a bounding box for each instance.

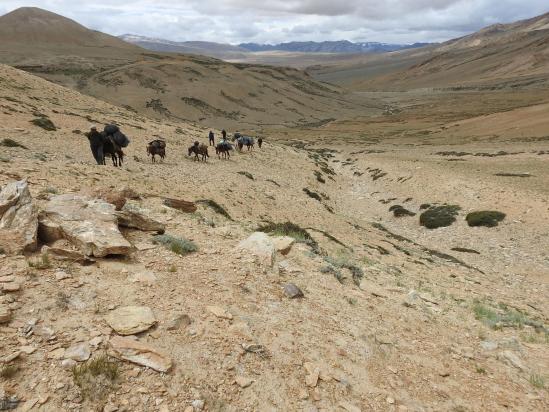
[188,142,209,161]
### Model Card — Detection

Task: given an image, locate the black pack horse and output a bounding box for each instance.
[215,141,233,159]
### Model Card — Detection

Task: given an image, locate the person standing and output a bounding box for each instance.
[221,129,227,140]
[208,130,215,146]
[86,126,105,165]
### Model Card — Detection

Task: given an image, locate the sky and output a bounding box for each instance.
[1,1,548,45]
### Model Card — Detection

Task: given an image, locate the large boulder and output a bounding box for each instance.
[38,194,132,257]
[0,180,38,254]
[237,232,275,266]
[115,202,165,233]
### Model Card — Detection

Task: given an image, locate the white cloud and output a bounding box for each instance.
[0,1,547,44]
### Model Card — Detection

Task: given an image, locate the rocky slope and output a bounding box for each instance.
[1,61,548,412]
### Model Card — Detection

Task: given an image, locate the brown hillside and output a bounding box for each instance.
[0,7,138,49]
[311,12,549,91]
[0,8,373,129]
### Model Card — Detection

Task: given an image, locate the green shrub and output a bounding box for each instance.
[303,188,322,201]
[466,211,506,227]
[389,205,416,217]
[153,234,197,256]
[27,253,51,270]
[320,264,344,283]
[258,222,319,252]
[72,355,119,402]
[420,205,461,229]
[0,364,19,379]
[324,255,364,286]
[1,138,26,149]
[30,117,56,131]
[237,171,254,180]
[529,374,545,389]
[196,199,232,220]
[473,301,546,331]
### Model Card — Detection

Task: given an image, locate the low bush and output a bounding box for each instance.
[389,205,416,217]
[420,205,461,229]
[466,211,506,227]
[30,117,56,131]
[303,188,322,201]
[237,171,254,180]
[196,199,232,220]
[153,234,197,256]
[72,355,119,402]
[1,138,26,149]
[258,222,319,252]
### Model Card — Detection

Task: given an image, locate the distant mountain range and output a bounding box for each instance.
[120,35,432,58]
[238,40,432,53]
[119,34,249,59]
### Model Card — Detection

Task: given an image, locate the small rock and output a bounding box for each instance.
[191,399,205,410]
[403,290,419,308]
[272,236,295,255]
[35,325,55,340]
[54,270,72,281]
[304,363,319,387]
[0,304,11,323]
[166,314,192,331]
[298,388,309,400]
[480,341,498,351]
[61,359,77,369]
[89,336,103,347]
[19,345,36,354]
[127,270,157,284]
[2,283,21,292]
[2,351,21,363]
[48,348,65,360]
[235,376,254,388]
[339,401,361,412]
[0,275,15,282]
[283,283,304,299]
[386,396,395,404]
[500,350,524,370]
[207,306,232,320]
[103,405,118,412]
[64,342,91,362]
[278,260,302,274]
[105,306,157,335]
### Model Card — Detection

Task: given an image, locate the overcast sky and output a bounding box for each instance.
[1,1,547,44]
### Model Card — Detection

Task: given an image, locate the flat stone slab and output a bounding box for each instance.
[108,336,172,372]
[105,306,157,335]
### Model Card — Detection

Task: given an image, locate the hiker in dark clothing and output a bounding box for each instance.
[208,130,215,146]
[221,129,227,140]
[86,126,105,165]
[258,137,263,148]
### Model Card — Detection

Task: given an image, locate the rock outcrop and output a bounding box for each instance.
[272,236,295,255]
[0,180,38,254]
[237,232,275,266]
[38,194,132,257]
[115,202,165,233]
